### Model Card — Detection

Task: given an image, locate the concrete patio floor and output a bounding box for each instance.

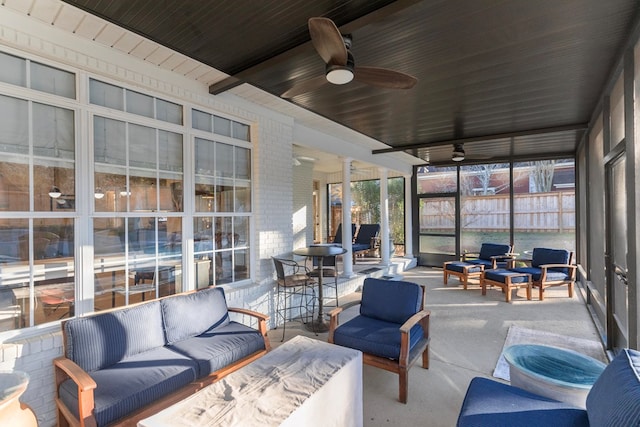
[266,265,603,426]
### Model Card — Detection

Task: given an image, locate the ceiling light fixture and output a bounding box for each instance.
[94,188,105,199]
[48,186,62,198]
[325,51,355,85]
[452,144,465,162]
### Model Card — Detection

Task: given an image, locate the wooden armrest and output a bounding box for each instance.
[54,357,97,392]
[540,263,576,270]
[399,310,431,334]
[328,300,361,343]
[462,252,480,261]
[228,307,269,321]
[54,357,98,427]
[228,307,271,351]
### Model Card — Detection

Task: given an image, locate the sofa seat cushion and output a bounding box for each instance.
[332,315,423,360]
[457,377,589,427]
[167,321,266,378]
[484,270,531,284]
[446,261,484,274]
[510,267,569,282]
[59,346,198,427]
[586,348,640,426]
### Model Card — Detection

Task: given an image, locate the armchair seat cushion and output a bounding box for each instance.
[352,243,372,252]
[484,269,531,284]
[510,267,569,282]
[59,346,198,427]
[167,321,266,377]
[332,315,424,360]
[445,261,484,274]
[457,377,589,427]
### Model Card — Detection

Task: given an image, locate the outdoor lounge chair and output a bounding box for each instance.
[509,248,576,300]
[443,243,512,289]
[328,223,356,245]
[328,278,431,404]
[351,224,381,262]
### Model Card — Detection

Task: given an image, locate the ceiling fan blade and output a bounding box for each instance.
[354,66,417,89]
[308,17,347,65]
[281,75,328,98]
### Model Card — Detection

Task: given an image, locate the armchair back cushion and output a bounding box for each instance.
[64,301,165,372]
[161,287,230,344]
[360,278,422,324]
[478,243,512,260]
[586,348,640,426]
[531,248,571,274]
[354,224,380,245]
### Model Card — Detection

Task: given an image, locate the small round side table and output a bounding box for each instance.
[0,371,37,427]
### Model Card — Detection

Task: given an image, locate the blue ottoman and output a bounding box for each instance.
[481,269,532,302]
[504,344,606,408]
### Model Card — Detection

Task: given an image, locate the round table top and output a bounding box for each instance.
[0,370,29,402]
[293,245,347,257]
[504,344,606,389]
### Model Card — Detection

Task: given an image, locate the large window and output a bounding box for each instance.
[415,160,575,264]
[0,56,76,330]
[0,51,253,334]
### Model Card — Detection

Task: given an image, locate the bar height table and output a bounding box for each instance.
[293,245,347,333]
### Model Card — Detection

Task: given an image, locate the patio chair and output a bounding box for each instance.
[272,257,317,341]
[351,224,381,262]
[509,248,576,300]
[443,243,513,289]
[328,223,356,245]
[328,278,431,404]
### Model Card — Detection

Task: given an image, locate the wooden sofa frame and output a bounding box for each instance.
[53,293,270,427]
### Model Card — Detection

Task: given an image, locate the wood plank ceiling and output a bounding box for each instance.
[63,0,639,165]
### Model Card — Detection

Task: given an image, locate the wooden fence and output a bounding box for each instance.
[420,192,575,232]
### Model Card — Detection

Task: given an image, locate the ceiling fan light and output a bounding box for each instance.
[326,65,354,85]
[452,144,465,162]
[48,186,62,198]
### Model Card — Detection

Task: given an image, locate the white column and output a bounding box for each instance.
[379,168,391,266]
[341,158,354,277]
[404,174,414,259]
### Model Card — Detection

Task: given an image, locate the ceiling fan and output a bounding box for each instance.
[281,17,417,98]
[450,143,495,163]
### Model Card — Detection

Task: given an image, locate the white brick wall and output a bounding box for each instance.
[0,6,305,426]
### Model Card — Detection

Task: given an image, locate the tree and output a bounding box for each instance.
[531,160,556,192]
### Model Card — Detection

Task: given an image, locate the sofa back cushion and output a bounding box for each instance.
[478,243,512,261]
[64,301,165,372]
[161,287,230,344]
[531,248,571,274]
[360,278,422,324]
[586,349,640,426]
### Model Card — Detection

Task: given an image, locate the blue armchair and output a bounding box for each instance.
[328,278,431,403]
[509,248,576,300]
[457,348,640,427]
[443,243,513,289]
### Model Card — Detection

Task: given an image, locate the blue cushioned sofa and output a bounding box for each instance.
[457,348,640,426]
[53,287,270,427]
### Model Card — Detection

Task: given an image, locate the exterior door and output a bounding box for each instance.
[606,153,628,351]
[417,194,459,266]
